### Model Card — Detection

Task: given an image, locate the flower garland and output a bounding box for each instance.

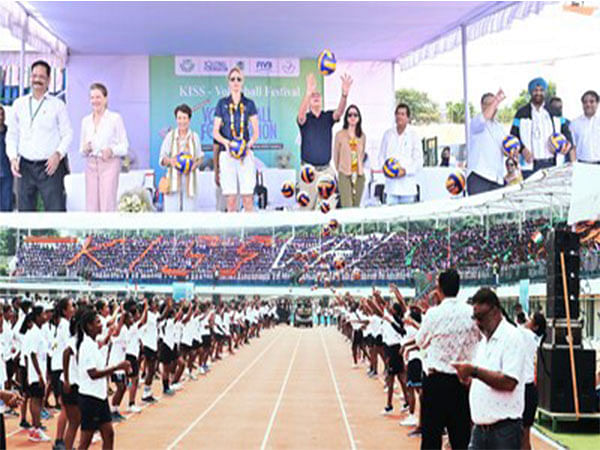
[228,102,245,140]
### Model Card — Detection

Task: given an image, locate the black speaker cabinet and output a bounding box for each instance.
[544,318,583,348]
[546,229,580,319]
[537,347,597,413]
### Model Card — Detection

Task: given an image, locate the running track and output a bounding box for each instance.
[5,326,560,449]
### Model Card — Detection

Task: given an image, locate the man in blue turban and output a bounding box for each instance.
[510,77,573,177]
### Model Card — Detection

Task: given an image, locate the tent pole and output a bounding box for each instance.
[19,15,28,97]
[461,24,471,158]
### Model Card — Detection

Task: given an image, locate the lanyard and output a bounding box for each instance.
[29,96,46,127]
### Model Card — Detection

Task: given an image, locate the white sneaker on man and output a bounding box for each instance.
[29,429,51,442]
[400,414,418,426]
[171,382,183,391]
[127,404,142,413]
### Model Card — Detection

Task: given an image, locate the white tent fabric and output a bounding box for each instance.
[0,165,573,231]
[0,1,68,66]
[397,1,546,70]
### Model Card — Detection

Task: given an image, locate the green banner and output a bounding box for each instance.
[149,56,323,179]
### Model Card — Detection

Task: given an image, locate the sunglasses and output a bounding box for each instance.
[229,77,242,82]
[347,113,359,118]
[507,163,516,167]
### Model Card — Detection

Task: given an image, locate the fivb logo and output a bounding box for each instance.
[255,60,274,72]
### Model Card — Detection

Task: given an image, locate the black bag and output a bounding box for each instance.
[254,171,268,209]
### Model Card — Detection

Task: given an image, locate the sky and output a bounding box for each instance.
[395,2,600,120]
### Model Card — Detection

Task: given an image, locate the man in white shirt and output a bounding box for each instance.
[467,90,509,195]
[570,90,600,164]
[453,288,526,450]
[379,103,423,205]
[415,270,481,450]
[5,60,73,211]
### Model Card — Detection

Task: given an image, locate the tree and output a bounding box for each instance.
[395,88,441,124]
[445,101,475,124]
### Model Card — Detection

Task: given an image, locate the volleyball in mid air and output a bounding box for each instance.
[445,171,466,196]
[318,49,336,76]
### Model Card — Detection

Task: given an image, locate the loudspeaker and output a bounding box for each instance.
[537,347,597,413]
[544,319,583,348]
[546,229,580,319]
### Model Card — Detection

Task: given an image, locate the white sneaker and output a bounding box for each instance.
[189,373,198,381]
[351,363,358,369]
[171,383,183,391]
[199,366,206,375]
[92,433,102,443]
[400,414,418,426]
[29,429,51,442]
[127,404,142,413]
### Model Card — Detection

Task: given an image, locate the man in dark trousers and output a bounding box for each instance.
[6,60,72,211]
[415,270,481,449]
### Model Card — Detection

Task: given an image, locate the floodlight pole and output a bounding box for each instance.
[461,24,471,157]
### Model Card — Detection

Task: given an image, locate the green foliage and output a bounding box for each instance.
[445,101,476,124]
[395,88,441,124]
[0,229,16,256]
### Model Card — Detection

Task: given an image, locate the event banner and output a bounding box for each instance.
[149,56,323,178]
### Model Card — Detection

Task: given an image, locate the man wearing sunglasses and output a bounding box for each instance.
[452,288,526,450]
[296,72,353,210]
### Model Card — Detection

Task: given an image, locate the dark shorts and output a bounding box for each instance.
[214,334,224,342]
[60,383,79,406]
[111,373,126,384]
[78,394,112,431]
[143,346,158,360]
[18,366,27,394]
[385,344,404,376]
[522,382,538,427]
[407,359,423,387]
[364,335,373,346]
[160,343,177,364]
[375,335,383,346]
[180,343,193,353]
[192,340,201,350]
[27,381,45,399]
[201,335,212,348]
[125,354,139,378]
[6,358,17,380]
[50,370,62,395]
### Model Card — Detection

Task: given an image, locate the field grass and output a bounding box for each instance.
[535,421,600,449]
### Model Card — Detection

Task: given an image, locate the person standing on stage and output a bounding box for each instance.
[334,105,366,208]
[297,72,353,210]
[570,90,600,164]
[0,105,14,211]
[159,104,203,212]
[415,270,481,450]
[379,103,423,205]
[213,67,259,213]
[6,60,73,211]
[510,77,573,178]
[467,90,509,195]
[452,288,526,450]
[80,83,129,212]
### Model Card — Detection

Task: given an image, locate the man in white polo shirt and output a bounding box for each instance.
[453,288,525,450]
[570,90,600,164]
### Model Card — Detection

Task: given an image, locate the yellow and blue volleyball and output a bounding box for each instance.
[549,133,568,154]
[383,157,402,178]
[296,190,311,207]
[229,139,248,159]
[300,165,316,184]
[319,199,331,214]
[502,135,521,157]
[317,49,336,76]
[328,218,339,230]
[175,152,193,174]
[446,171,466,195]
[281,181,295,198]
[317,175,336,200]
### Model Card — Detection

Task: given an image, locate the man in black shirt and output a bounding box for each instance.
[296,72,352,209]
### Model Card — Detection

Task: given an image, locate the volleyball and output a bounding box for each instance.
[319,200,331,214]
[296,191,311,207]
[229,139,248,159]
[300,165,316,184]
[383,157,402,179]
[549,132,568,154]
[281,181,295,198]
[317,49,336,76]
[328,219,339,230]
[317,175,336,200]
[502,135,521,157]
[445,171,466,195]
[334,256,345,270]
[175,152,193,174]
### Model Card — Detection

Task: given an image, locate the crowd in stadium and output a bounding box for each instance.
[12,219,600,285]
